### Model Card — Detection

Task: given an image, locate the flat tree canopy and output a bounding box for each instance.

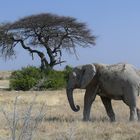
[0,13,96,69]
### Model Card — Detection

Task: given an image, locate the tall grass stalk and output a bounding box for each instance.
[0,95,47,140]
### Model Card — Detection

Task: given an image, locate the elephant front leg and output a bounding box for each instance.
[83,89,96,121]
[100,96,116,122]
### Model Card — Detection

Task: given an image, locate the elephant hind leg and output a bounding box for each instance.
[129,106,137,121]
[122,93,138,121]
[100,96,115,122]
[123,100,137,121]
[137,108,140,121]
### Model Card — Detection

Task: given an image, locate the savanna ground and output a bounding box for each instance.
[0,72,140,140]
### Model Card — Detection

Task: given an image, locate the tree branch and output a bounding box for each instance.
[34,31,57,67]
[13,38,50,69]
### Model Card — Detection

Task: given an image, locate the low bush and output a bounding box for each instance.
[64,65,73,82]
[10,66,42,91]
[10,65,73,91]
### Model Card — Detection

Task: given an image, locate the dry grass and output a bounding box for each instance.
[0,71,11,89]
[0,71,11,80]
[0,89,140,140]
[0,80,9,88]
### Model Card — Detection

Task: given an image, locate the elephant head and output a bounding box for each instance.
[66,64,97,112]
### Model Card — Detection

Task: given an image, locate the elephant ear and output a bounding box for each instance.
[80,64,96,88]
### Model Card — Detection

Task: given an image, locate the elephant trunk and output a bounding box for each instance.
[66,87,80,112]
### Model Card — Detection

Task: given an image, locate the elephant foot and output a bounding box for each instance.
[129,107,137,121]
[83,116,91,121]
[83,118,90,122]
[110,116,116,122]
[110,118,116,122]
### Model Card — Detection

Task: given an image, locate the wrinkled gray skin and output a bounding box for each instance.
[66,63,140,122]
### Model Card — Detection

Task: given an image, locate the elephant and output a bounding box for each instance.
[66,63,140,122]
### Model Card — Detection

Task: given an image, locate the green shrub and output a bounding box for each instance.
[64,65,73,82]
[10,66,42,91]
[45,65,73,89]
[10,65,73,91]
[41,70,66,90]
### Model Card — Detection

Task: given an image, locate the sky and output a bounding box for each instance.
[0,0,140,70]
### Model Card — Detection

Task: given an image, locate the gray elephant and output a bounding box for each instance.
[66,63,140,122]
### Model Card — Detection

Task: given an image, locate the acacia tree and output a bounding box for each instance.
[0,13,96,70]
